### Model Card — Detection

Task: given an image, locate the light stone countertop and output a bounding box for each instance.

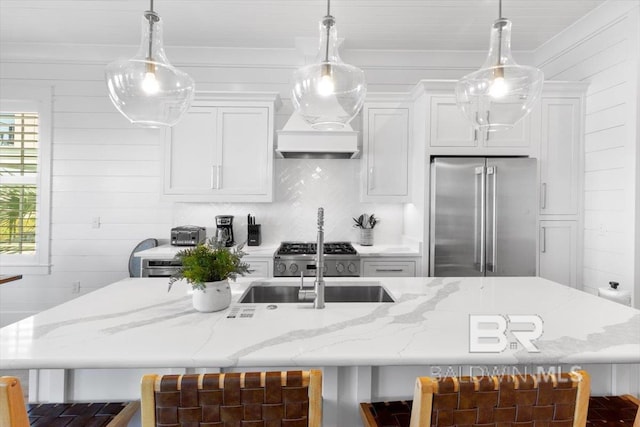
[136,243,420,259]
[1,276,638,370]
[135,244,278,259]
[353,243,421,257]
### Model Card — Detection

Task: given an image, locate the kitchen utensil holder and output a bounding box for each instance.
[359,229,373,246]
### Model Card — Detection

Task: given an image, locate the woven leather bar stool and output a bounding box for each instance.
[587,394,640,427]
[0,376,140,427]
[360,370,590,427]
[141,370,322,427]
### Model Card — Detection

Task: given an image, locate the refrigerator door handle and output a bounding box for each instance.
[475,166,486,273]
[488,166,498,273]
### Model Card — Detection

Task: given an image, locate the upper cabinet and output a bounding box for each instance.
[429,96,477,147]
[361,101,412,202]
[428,94,530,151]
[536,96,583,215]
[163,93,281,202]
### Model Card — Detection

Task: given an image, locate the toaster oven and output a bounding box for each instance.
[171,226,206,246]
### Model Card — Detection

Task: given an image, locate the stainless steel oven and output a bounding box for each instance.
[141,259,182,278]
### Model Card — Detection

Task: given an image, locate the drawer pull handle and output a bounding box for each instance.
[376,268,404,272]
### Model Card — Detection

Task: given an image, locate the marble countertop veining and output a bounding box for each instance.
[0,276,638,370]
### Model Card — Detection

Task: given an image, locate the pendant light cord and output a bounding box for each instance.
[496,0,503,66]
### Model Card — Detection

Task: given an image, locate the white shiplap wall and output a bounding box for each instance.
[534,0,640,305]
[0,44,486,326]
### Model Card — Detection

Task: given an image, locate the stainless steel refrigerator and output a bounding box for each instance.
[429,157,537,277]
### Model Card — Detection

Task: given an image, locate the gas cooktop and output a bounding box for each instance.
[276,241,357,256]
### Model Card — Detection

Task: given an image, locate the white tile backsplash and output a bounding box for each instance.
[173,158,405,245]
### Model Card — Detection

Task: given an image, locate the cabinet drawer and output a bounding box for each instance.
[245,260,272,278]
[362,261,416,277]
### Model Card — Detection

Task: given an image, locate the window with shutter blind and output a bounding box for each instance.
[1,113,39,254]
[0,87,52,274]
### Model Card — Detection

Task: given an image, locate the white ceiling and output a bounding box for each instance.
[0,0,607,51]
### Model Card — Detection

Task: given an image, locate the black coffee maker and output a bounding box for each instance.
[215,215,235,247]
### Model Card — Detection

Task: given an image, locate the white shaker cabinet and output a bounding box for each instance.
[163,93,280,202]
[362,258,418,277]
[429,96,477,147]
[243,259,273,278]
[533,83,587,288]
[537,97,582,215]
[428,95,530,150]
[539,221,578,287]
[361,103,411,202]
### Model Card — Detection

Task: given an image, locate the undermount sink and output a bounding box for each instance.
[238,281,395,304]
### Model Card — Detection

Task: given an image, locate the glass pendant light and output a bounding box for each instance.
[455,0,543,131]
[105,0,195,127]
[291,0,367,130]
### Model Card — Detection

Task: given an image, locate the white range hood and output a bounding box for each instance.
[276,112,360,159]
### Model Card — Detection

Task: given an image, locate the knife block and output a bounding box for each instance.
[247,224,261,246]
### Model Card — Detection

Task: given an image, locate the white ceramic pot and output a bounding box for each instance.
[192,279,231,312]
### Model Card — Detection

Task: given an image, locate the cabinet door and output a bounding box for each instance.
[362,107,410,202]
[216,107,270,197]
[539,221,577,287]
[163,104,274,202]
[164,107,217,194]
[362,260,416,277]
[429,96,477,147]
[483,117,530,148]
[244,260,272,278]
[539,98,580,215]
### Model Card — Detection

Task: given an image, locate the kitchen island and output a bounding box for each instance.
[1,276,639,426]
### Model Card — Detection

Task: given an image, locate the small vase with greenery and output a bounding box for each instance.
[168,239,251,312]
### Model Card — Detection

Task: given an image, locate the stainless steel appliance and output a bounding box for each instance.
[141,259,182,277]
[274,242,360,277]
[171,226,206,246]
[430,157,537,276]
[215,215,235,247]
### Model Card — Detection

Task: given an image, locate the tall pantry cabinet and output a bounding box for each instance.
[533,82,588,288]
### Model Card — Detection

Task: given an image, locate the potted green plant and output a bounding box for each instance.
[353,214,378,246]
[168,239,251,312]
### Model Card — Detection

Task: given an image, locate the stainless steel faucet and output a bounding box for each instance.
[299,207,326,309]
